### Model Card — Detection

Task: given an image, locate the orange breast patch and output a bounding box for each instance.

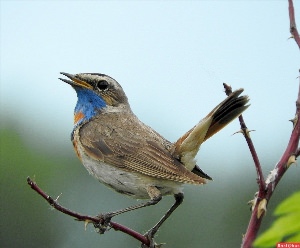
[74,112,85,125]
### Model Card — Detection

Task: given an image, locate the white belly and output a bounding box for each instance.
[81,154,183,199]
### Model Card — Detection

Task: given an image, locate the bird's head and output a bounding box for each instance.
[59,72,129,127]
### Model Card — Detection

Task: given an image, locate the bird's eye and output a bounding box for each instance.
[96,80,109,91]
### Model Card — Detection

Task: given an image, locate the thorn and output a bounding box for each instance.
[257,199,267,219]
[247,192,258,212]
[55,193,62,201]
[244,129,255,138]
[289,114,298,129]
[232,129,243,136]
[287,155,297,168]
[247,199,256,211]
[232,129,255,138]
[84,219,93,230]
[231,129,243,136]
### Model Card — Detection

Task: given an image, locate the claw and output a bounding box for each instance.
[141,229,165,248]
[94,213,113,234]
[84,219,93,230]
[147,229,156,248]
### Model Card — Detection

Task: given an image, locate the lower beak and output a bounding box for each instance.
[59,72,92,89]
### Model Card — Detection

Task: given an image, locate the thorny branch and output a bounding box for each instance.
[26,177,150,247]
[225,83,266,192]
[289,0,300,49]
[225,2,300,247]
[225,76,300,247]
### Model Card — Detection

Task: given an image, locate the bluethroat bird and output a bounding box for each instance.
[59,72,249,245]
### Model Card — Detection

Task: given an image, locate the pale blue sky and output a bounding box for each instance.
[1,1,299,169]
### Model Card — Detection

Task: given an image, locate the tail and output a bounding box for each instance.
[172,89,249,171]
[203,89,249,141]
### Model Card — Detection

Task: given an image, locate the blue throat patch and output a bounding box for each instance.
[73,87,106,127]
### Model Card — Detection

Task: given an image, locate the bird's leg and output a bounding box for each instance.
[144,192,184,248]
[103,186,162,218]
[95,186,162,234]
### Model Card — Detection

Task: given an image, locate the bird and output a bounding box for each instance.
[59,72,249,246]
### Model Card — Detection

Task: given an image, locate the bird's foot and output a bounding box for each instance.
[141,229,165,248]
[94,213,113,234]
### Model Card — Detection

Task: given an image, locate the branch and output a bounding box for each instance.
[237,2,300,245]
[224,70,300,247]
[26,177,150,247]
[289,0,300,49]
[224,83,266,191]
[241,75,300,247]
[226,76,300,247]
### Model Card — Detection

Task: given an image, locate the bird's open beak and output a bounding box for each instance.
[59,72,93,89]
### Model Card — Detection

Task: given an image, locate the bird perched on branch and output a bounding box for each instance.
[59,72,249,246]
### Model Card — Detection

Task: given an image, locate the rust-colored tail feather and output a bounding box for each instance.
[204,89,249,141]
[172,89,249,171]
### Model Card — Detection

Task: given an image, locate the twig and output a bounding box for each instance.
[289,0,300,49]
[224,83,266,191]
[26,177,150,247]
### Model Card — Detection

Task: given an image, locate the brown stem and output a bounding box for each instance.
[223,83,265,190]
[27,177,150,247]
[239,2,300,246]
[224,65,300,248]
[241,81,300,247]
[289,0,300,49]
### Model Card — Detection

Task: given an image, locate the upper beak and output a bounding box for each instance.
[59,72,92,89]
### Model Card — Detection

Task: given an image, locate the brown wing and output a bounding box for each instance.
[78,112,206,185]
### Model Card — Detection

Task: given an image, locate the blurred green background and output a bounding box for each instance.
[1,1,299,248]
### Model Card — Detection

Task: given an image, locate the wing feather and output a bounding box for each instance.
[79,117,206,185]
